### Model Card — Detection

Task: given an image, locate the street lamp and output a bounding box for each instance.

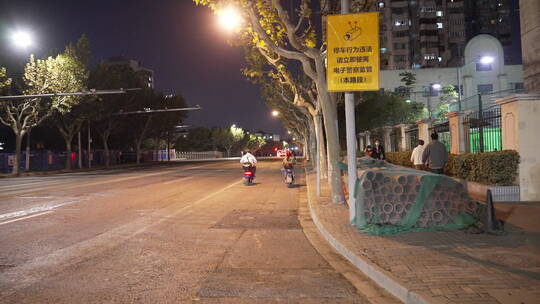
[456,55,494,110]
[217,6,243,31]
[427,83,442,118]
[479,56,494,65]
[431,83,442,90]
[11,30,32,49]
[271,110,279,117]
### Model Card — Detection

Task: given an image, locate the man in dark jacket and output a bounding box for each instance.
[372,140,385,160]
[422,133,448,174]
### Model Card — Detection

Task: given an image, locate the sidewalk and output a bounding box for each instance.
[305,170,540,304]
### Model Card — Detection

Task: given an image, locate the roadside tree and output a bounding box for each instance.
[192,0,378,204]
[46,35,91,170]
[89,63,145,167]
[212,125,244,157]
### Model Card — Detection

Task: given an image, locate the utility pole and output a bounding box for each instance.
[78,131,82,169]
[25,129,31,171]
[88,121,92,169]
[342,0,359,220]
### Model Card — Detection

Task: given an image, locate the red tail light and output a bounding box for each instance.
[244,171,253,175]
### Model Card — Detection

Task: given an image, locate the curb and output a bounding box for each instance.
[304,170,444,304]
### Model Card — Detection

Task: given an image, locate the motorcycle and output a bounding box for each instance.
[283,164,294,188]
[242,163,254,185]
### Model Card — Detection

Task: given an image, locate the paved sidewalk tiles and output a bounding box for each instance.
[305,170,540,304]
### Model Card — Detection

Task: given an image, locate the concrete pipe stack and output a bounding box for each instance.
[356,158,483,229]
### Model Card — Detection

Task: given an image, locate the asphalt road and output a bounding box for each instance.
[0,160,370,303]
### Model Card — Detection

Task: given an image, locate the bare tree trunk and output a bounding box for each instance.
[315,55,344,204]
[12,131,23,176]
[103,131,111,168]
[135,116,153,165]
[25,128,31,171]
[64,135,74,170]
[313,114,328,179]
[308,121,317,165]
[135,140,142,164]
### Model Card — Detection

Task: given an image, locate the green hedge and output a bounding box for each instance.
[385,150,519,186]
[385,151,413,167]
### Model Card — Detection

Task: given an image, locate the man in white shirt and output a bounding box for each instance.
[240,149,258,177]
[410,140,425,170]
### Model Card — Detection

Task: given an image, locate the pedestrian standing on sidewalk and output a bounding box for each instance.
[422,133,448,174]
[364,145,373,158]
[410,139,425,170]
[372,140,385,160]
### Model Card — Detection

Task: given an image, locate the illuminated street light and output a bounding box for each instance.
[405,99,411,103]
[11,30,32,49]
[479,56,494,65]
[271,110,279,117]
[217,6,242,31]
[431,83,442,90]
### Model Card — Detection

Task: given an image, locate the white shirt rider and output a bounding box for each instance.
[240,152,257,165]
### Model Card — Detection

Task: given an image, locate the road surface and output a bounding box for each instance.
[0,160,372,303]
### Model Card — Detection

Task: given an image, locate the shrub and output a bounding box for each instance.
[385,151,413,167]
[386,150,519,186]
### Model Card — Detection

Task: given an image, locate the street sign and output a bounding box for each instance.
[327,12,380,92]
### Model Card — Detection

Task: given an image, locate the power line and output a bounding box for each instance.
[113,106,202,115]
[0,88,141,101]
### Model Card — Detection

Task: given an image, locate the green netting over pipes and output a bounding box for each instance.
[348,158,483,235]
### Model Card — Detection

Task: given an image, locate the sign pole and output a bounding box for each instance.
[341,0,358,222]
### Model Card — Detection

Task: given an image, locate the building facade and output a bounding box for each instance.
[106,56,155,88]
[376,0,467,70]
[375,0,518,70]
[380,35,523,111]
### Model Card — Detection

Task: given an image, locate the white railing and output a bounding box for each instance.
[175,151,224,160]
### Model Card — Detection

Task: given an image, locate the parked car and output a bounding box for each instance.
[276,150,287,157]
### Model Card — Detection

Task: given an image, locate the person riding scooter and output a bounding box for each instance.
[240,149,257,177]
[282,152,295,180]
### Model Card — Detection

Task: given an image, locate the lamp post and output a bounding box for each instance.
[456,55,494,111]
[406,84,441,119]
[271,110,279,117]
[10,30,33,172]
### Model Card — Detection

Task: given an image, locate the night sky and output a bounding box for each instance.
[0,0,286,135]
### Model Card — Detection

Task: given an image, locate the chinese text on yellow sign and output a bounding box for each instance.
[327,12,380,92]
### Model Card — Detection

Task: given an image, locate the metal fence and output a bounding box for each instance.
[405,126,418,151]
[449,88,524,112]
[389,127,400,152]
[463,106,502,153]
[429,121,451,152]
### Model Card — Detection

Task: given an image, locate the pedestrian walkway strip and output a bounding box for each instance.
[305,169,540,304]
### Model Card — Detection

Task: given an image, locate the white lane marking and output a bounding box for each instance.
[133,178,244,234]
[0,177,244,295]
[163,176,194,185]
[0,211,53,226]
[0,180,60,189]
[0,197,88,221]
[0,163,218,198]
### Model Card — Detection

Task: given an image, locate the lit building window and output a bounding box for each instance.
[437,22,443,29]
[436,11,443,17]
[378,2,385,8]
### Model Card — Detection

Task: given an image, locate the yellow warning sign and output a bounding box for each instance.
[327,12,380,92]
